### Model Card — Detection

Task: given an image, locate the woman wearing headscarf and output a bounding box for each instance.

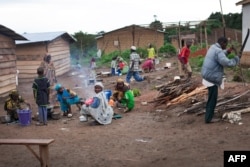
[54,83,82,117]
[80,82,114,125]
[40,53,57,104]
[40,53,57,86]
[4,90,30,122]
[111,78,134,113]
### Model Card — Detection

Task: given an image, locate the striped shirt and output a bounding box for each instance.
[129,52,140,71]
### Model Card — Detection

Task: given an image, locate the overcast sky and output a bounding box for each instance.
[0,0,242,35]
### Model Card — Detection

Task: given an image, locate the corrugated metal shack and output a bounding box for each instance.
[0,24,27,97]
[16,32,76,82]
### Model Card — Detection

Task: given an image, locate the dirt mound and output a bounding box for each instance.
[190,48,207,57]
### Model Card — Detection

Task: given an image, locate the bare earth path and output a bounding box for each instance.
[0,57,250,167]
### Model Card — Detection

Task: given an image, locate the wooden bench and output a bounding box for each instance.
[0,139,55,167]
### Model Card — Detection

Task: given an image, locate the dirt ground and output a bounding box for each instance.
[1,57,250,167]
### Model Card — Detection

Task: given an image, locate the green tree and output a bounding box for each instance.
[149,20,163,31]
[70,31,97,59]
[208,12,242,30]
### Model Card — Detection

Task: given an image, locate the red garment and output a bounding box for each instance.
[118,62,125,70]
[142,59,154,70]
[178,46,190,64]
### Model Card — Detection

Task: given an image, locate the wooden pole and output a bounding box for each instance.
[200,25,203,48]
[219,0,226,37]
[178,22,181,49]
[204,21,208,50]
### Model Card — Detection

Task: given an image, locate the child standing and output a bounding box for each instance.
[111,56,117,76]
[32,67,50,126]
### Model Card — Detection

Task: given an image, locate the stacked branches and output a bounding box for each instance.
[152,78,204,107]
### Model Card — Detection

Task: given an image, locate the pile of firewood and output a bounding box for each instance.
[150,78,250,119]
[184,90,250,115]
[150,78,205,106]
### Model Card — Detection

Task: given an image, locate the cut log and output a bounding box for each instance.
[166,86,207,106]
[216,90,250,107]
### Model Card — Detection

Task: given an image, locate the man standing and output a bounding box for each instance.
[201,37,239,123]
[126,46,150,84]
[178,40,192,79]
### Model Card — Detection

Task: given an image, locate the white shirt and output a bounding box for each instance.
[202,78,225,90]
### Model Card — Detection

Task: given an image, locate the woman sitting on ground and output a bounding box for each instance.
[4,90,30,122]
[111,78,134,113]
[80,82,114,125]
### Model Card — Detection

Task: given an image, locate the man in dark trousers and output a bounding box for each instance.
[201,37,239,123]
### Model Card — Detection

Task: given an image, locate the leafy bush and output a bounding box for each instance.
[158,43,177,55]
[189,56,204,71]
[190,45,199,53]
[227,53,236,59]
[136,48,148,59]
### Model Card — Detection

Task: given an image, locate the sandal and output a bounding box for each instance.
[36,122,45,126]
[113,113,122,119]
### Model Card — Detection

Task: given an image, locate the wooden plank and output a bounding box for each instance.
[0,83,16,95]
[0,68,16,76]
[17,61,41,66]
[19,78,34,83]
[0,41,15,48]
[54,59,70,69]
[48,47,69,53]
[51,53,69,61]
[0,48,15,55]
[0,74,16,82]
[18,69,36,74]
[0,61,16,69]
[50,50,70,57]
[17,54,44,61]
[16,44,46,55]
[0,54,16,62]
[0,77,16,87]
[48,38,69,47]
[56,68,70,76]
[0,92,9,98]
[56,66,70,76]
[0,139,55,145]
[18,73,37,78]
[18,65,39,70]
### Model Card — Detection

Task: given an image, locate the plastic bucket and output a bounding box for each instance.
[104,90,112,100]
[166,62,171,68]
[17,109,32,126]
[155,58,160,65]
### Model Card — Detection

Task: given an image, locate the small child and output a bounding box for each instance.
[111,56,117,76]
[54,84,82,117]
[32,67,50,126]
[117,59,125,76]
[90,57,96,69]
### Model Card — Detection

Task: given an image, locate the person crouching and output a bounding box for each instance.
[54,84,82,117]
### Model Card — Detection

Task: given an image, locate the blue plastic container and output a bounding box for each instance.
[104,90,112,101]
[17,109,32,126]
